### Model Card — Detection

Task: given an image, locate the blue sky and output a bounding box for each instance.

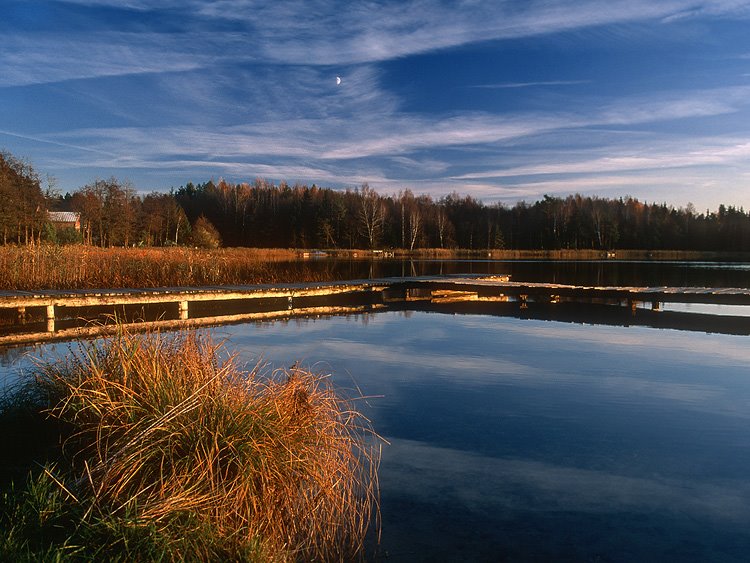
[2,0,750,211]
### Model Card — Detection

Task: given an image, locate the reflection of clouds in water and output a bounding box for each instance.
[584,374,736,411]
[687,263,750,271]
[239,349,748,424]
[223,311,449,343]
[219,311,750,420]
[382,438,750,524]
[227,311,750,372]
[318,340,535,378]
[457,314,750,367]
[661,303,750,317]
[218,313,399,349]
[0,341,78,391]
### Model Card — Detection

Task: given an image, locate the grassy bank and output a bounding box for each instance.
[0,328,380,561]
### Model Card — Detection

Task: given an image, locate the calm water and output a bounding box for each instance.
[3,309,750,561]
[300,258,750,288]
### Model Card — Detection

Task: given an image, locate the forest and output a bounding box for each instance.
[2,151,750,251]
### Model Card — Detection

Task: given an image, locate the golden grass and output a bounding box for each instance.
[0,245,325,290]
[33,328,380,561]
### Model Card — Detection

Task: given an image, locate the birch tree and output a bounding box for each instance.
[358,183,384,248]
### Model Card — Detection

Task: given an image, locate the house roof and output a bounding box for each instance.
[48,211,80,222]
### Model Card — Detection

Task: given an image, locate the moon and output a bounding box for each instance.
[336,76,341,85]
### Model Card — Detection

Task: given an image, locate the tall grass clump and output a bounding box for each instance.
[1,328,380,561]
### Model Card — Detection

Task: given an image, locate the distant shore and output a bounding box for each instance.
[328,248,750,261]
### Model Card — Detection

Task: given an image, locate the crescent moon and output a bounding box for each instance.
[336,76,341,85]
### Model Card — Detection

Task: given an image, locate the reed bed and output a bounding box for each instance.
[0,245,328,290]
[3,244,739,292]
[0,328,380,561]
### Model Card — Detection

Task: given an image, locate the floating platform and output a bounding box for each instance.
[2,275,750,344]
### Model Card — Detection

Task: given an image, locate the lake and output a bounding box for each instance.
[2,261,750,561]
[295,258,750,288]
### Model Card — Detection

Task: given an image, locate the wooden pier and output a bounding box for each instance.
[2,275,750,344]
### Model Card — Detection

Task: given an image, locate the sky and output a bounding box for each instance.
[2,1,750,211]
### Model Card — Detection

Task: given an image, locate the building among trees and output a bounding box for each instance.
[47,211,81,232]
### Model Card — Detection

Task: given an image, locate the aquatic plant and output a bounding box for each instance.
[0,328,380,561]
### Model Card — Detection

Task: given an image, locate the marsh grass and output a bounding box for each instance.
[0,246,327,290]
[0,328,380,561]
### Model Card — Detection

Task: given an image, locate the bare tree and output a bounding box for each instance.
[408,206,422,250]
[358,183,385,248]
[436,205,449,248]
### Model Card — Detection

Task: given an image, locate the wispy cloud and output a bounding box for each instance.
[469,80,590,89]
[5,0,750,211]
[15,0,749,88]
[0,129,116,156]
[0,33,215,88]
[25,81,750,204]
[197,1,750,65]
[454,139,750,180]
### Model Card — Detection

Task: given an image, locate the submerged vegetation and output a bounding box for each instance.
[0,328,380,561]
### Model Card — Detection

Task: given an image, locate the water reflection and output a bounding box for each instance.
[213,311,750,560]
[662,302,750,317]
[380,438,750,561]
[293,258,750,288]
[2,311,750,560]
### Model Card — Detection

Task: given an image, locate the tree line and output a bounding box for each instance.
[173,179,750,251]
[2,151,750,251]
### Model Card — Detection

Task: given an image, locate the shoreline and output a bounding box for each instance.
[1,245,749,293]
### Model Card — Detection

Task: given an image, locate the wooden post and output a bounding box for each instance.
[46,305,55,332]
[178,301,189,320]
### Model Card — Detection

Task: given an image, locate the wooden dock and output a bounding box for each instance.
[2,275,750,344]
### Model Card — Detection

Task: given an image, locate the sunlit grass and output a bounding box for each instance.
[0,245,329,290]
[0,328,381,561]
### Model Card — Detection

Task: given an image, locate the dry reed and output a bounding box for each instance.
[31,328,380,561]
[0,245,327,290]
